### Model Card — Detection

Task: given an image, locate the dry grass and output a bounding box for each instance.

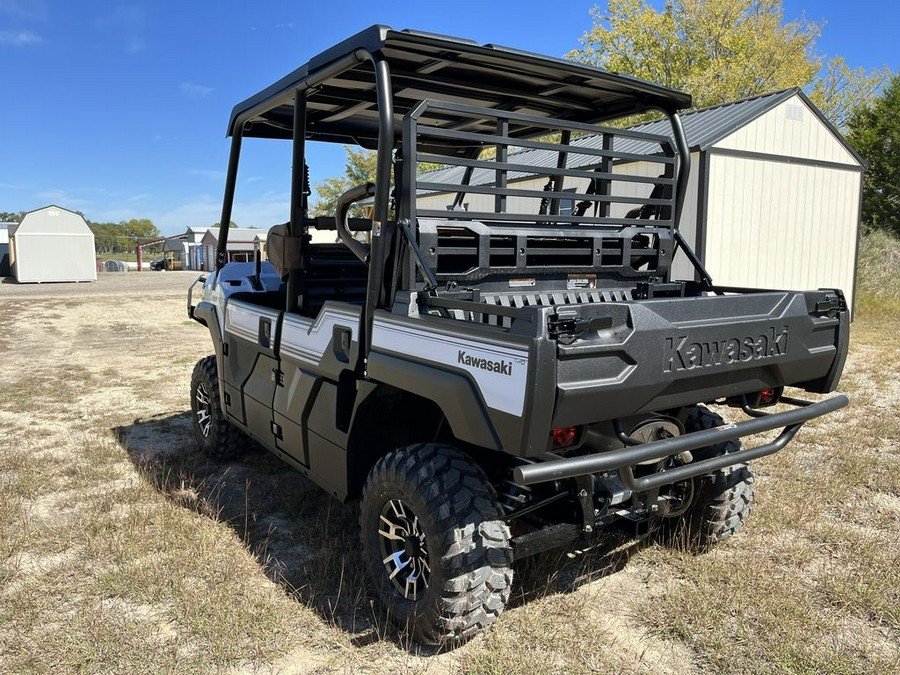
[855,229,900,317]
[1,271,899,674]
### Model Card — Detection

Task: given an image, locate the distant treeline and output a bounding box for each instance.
[88,219,160,254]
[0,210,161,255]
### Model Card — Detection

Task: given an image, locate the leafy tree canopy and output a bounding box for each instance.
[847,74,900,235]
[87,218,160,254]
[310,147,444,218]
[569,0,888,128]
[311,147,378,217]
[0,211,26,223]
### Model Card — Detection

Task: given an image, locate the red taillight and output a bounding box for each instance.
[759,387,778,405]
[551,426,578,447]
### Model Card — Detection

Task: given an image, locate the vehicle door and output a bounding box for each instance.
[272,245,365,492]
[221,297,283,449]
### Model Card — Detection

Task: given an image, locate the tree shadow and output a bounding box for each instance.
[116,411,649,652]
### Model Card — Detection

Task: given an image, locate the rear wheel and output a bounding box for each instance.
[359,443,513,646]
[658,406,755,551]
[190,355,250,459]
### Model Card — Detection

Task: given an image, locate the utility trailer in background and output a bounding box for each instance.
[186,26,849,645]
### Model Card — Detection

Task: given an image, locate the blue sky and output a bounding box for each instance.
[1,1,897,235]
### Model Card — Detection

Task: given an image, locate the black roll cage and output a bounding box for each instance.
[213,27,710,367]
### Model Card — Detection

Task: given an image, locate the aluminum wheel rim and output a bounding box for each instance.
[378,499,430,600]
[194,382,212,438]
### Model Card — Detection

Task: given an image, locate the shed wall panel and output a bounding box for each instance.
[704,154,858,309]
[714,95,857,166]
[14,234,97,283]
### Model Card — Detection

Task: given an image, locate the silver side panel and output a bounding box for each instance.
[224,301,280,346]
[371,318,529,416]
[281,306,360,366]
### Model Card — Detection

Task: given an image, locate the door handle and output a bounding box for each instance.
[258,317,272,349]
[332,325,352,363]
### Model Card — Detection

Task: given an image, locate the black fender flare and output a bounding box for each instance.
[364,351,502,451]
[192,301,227,406]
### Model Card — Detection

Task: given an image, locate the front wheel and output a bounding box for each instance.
[190,355,250,459]
[359,443,513,646]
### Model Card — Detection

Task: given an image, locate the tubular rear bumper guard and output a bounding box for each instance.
[513,395,849,492]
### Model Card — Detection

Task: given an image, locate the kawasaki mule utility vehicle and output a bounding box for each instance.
[187,26,849,645]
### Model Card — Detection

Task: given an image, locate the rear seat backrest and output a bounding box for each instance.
[301,243,369,315]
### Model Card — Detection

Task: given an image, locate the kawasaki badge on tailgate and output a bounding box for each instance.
[664,325,789,373]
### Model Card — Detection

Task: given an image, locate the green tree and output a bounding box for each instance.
[569,0,887,128]
[86,218,159,255]
[87,222,117,253]
[847,75,900,235]
[0,211,25,223]
[811,56,889,131]
[122,218,159,241]
[311,146,377,217]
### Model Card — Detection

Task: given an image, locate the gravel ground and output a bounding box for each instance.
[0,270,204,297]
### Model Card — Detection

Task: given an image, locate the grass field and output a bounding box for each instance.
[1,241,898,673]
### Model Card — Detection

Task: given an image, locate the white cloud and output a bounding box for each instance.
[89,207,140,223]
[180,82,214,98]
[94,6,145,28]
[0,29,43,46]
[147,192,290,235]
[94,7,145,54]
[189,168,225,180]
[35,189,91,209]
[0,0,48,20]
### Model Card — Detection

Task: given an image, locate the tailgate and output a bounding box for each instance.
[551,289,848,427]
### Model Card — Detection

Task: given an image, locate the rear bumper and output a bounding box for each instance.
[514,394,849,490]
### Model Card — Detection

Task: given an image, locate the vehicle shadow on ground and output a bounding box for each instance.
[116,411,648,652]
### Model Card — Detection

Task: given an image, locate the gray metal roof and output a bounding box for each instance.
[202,227,266,244]
[629,88,799,151]
[229,25,691,149]
[417,88,862,192]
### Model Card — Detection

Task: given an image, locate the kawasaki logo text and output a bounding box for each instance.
[458,350,513,376]
[663,326,789,373]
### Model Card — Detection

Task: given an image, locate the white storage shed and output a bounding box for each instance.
[416,89,863,310]
[200,227,267,271]
[184,226,209,270]
[10,205,97,283]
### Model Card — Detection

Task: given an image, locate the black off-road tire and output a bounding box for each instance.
[359,443,513,646]
[190,356,250,460]
[660,406,755,551]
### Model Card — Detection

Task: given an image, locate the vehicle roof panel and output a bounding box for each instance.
[228,25,692,150]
